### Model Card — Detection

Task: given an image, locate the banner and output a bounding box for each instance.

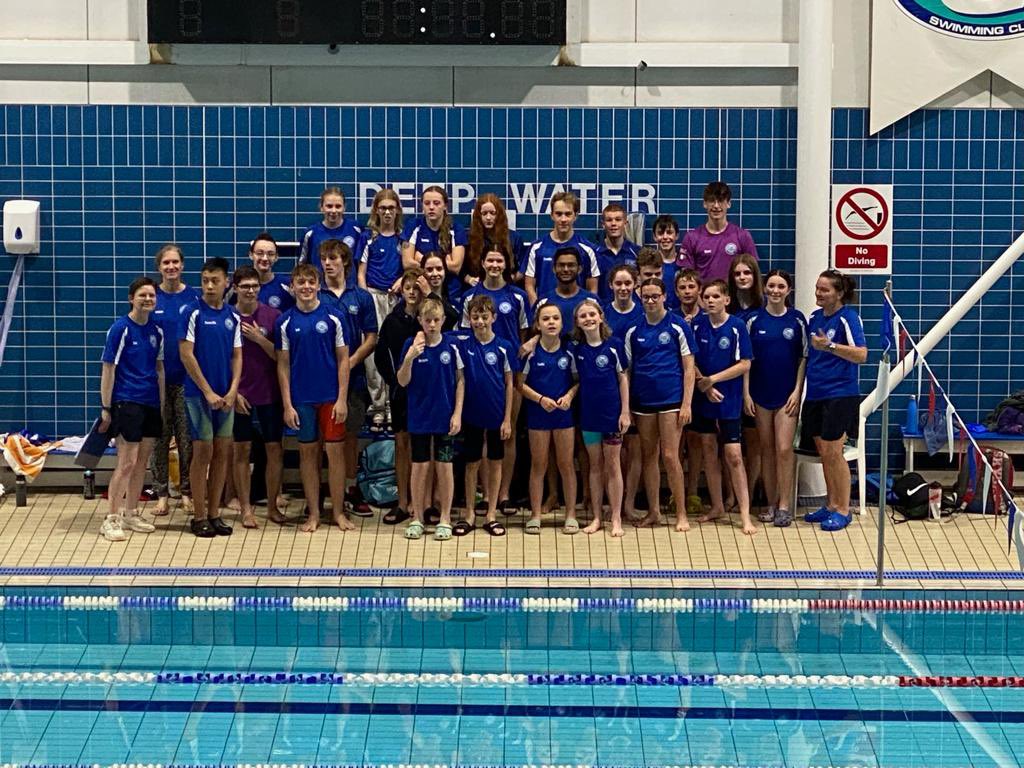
[870,0,1024,134]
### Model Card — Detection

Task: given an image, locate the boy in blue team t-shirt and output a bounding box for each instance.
[690,279,757,536]
[249,231,295,312]
[455,294,516,538]
[396,297,465,541]
[276,263,352,533]
[179,257,242,538]
[98,276,165,542]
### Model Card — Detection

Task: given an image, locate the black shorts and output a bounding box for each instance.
[233,402,284,443]
[390,391,408,433]
[632,401,681,415]
[111,401,162,443]
[741,413,757,430]
[462,424,504,463]
[801,396,860,443]
[690,414,743,444]
[410,432,456,463]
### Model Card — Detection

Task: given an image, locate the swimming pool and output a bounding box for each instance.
[1,587,1023,767]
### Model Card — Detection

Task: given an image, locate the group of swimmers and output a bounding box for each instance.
[97,180,867,542]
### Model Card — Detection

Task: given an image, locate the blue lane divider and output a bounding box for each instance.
[0,565,1019,580]
[1,697,1021,722]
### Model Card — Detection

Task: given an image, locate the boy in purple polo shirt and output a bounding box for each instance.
[678,181,759,282]
[230,266,286,528]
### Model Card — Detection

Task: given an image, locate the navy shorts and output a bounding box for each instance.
[111,401,162,443]
[233,402,284,443]
[690,414,743,444]
[801,396,860,443]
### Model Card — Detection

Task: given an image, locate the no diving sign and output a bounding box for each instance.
[831,184,893,275]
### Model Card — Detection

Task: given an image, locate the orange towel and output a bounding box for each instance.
[2,434,62,482]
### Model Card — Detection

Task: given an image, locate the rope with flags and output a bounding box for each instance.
[881,293,1023,565]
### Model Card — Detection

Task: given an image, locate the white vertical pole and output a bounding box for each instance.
[794,0,835,505]
[794,0,833,314]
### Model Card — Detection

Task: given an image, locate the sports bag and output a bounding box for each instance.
[357,438,398,507]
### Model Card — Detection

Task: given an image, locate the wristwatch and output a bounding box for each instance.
[827,341,837,352]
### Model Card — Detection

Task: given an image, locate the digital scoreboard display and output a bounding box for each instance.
[148,0,566,45]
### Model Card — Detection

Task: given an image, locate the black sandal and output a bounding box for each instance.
[382,507,410,525]
[424,506,441,526]
[452,520,475,536]
[483,521,506,537]
[497,499,517,516]
[190,519,216,538]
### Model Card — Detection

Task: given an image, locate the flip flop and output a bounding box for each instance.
[482,521,506,537]
[525,518,541,535]
[383,508,411,525]
[434,522,453,541]
[404,520,424,540]
[452,520,475,536]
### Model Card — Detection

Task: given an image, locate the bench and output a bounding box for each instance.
[902,427,1024,475]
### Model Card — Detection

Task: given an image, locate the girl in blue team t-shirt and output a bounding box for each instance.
[691,279,756,536]
[572,299,630,538]
[745,269,806,528]
[802,270,868,532]
[519,303,579,535]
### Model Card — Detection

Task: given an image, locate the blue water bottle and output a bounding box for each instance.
[904,395,918,435]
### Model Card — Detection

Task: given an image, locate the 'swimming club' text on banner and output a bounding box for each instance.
[870,0,1024,134]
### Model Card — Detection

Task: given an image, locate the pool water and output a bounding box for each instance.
[1,588,1024,767]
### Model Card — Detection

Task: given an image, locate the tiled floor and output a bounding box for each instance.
[0,492,1019,587]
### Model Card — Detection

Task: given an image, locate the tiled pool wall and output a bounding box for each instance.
[0,105,1023,468]
[1,586,1022,655]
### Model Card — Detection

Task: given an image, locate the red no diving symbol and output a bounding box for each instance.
[836,188,888,240]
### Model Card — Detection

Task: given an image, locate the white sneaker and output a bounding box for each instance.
[124,512,155,533]
[100,514,127,542]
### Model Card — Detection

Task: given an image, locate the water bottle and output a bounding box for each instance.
[83,470,96,500]
[904,395,919,435]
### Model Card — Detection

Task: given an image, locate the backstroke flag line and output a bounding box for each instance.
[870,0,1024,134]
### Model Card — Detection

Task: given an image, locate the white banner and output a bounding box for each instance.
[870,0,1024,135]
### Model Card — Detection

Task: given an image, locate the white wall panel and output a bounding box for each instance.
[0,65,88,103]
[992,73,1024,108]
[455,66,634,105]
[274,66,453,104]
[0,0,86,39]
[89,65,271,104]
[87,0,143,41]
[579,0,637,42]
[636,0,797,42]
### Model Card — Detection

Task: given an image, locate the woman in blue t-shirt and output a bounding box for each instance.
[745,269,806,528]
[801,270,868,532]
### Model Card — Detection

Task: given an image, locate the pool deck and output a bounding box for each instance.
[0,492,1019,589]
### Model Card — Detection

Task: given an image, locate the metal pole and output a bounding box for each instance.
[876,280,893,586]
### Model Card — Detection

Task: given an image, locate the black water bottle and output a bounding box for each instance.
[83,470,95,500]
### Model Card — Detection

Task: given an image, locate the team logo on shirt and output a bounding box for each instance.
[149,335,159,348]
[783,327,795,340]
[658,331,671,344]
[269,296,281,308]
[315,320,329,333]
[343,236,356,247]
[826,329,836,340]
[557,356,570,370]
[224,318,235,331]
[718,337,731,349]
[725,242,738,256]
[440,351,452,364]
[498,301,512,314]
[485,351,498,365]
[596,354,609,369]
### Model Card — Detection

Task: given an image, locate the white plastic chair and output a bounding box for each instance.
[791,419,867,516]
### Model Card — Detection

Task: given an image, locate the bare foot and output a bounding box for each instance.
[633,512,662,527]
[741,519,759,536]
[541,494,558,516]
[333,511,356,530]
[226,497,241,512]
[300,514,320,533]
[181,496,194,514]
[697,509,723,524]
[241,508,258,529]
[610,520,625,537]
[267,509,289,525]
[675,517,691,532]
[153,497,169,516]
[582,519,602,534]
